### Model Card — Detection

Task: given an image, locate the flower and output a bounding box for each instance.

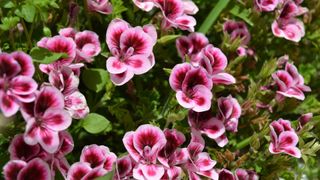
[0,52,37,117]
[217,95,241,133]
[272,62,310,101]
[176,32,209,63]
[3,158,51,180]
[87,0,112,15]
[298,113,313,130]
[269,119,301,158]
[80,144,117,170]
[114,155,135,179]
[20,86,72,153]
[123,124,167,180]
[198,45,236,85]
[218,168,259,180]
[169,63,213,112]
[48,66,89,119]
[132,0,156,11]
[37,35,76,74]
[9,134,41,162]
[223,20,251,45]
[74,30,101,63]
[271,18,305,42]
[67,162,108,180]
[106,19,157,85]
[278,0,308,19]
[254,0,280,12]
[158,129,188,179]
[185,130,218,180]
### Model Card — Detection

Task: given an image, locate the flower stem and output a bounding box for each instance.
[235,136,251,149]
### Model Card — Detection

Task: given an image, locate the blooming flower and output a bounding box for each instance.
[9,134,41,162]
[254,0,280,12]
[169,63,213,112]
[271,18,305,42]
[48,66,89,119]
[198,45,236,85]
[37,35,76,74]
[0,52,37,117]
[3,158,51,180]
[298,113,313,130]
[269,119,301,158]
[67,162,109,180]
[132,0,156,11]
[87,0,112,15]
[74,30,101,63]
[114,155,135,179]
[20,86,72,153]
[123,124,167,180]
[223,20,251,46]
[185,130,218,180]
[272,62,310,101]
[176,32,209,64]
[106,19,157,85]
[218,168,259,180]
[158,129,189,179]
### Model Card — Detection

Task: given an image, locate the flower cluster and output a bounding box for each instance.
[3,131,74,179]
[67,144,117,179]
[122,124,219,180]
[272,58,310,101]
[132,0,198,31]
[269,119,301,158]
[255,0,308,42]
[170,32,235,112]
[106,19,157,86]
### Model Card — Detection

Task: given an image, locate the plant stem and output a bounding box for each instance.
[198,0,230,34]
[236,136,251,149]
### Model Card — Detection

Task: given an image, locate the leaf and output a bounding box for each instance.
[257,58,277,79]
[0,16,20,31]
[198,0,230,34]
[230,5,254,26]
[111,0,127,18]
[82,113,112,134]
[157,35,181,44]
[294,95,320,114]
[15,4,36,23]
[29,47,68,64]
[82,68,109,92]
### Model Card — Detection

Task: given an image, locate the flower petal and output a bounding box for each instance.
[10,76,38,95]
[169,63,192,91]
[281,146,301,158]
[67,162,92,180]
[141,164,165,180]
[110,70,134,86]
[37,128,60,153]
[35,86,65,116]
[191,85,213,112]
[42,109,72,131]
[0,93,19,117]
[3,160,27,180]
[125,55,153,75]
[194,152,216,171]
[278,131,299,148]
[201,118,225,139]
[17,158,51,180]
[0,53,21,79]
[212,73,236,85]
[176,91,194,109]
[80,145,109,168]
[11,51,35,77]
[106,19,130,52]
[9,134,41,161]
[106,56,127,74]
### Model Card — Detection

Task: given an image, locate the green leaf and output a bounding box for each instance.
[230,5,254,27]
[198,0,230,34]
[157,35,181,44]
[111,0,127,18]
[0,16,20,31]
[15,4,36,23]
[30,47,68,64]
[82,68,109,92]
[82,113,112,134]
[257,58,277,79]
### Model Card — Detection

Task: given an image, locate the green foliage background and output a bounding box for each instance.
[1,0,320,179]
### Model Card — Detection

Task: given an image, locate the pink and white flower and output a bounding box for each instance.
[235,168,259,180]
[223,20,251,45]
[219,169,235,180]
[3,158,51,180]
[67,162,108,180]
[74,30,101,63]
[278,0,308,19]
[37,35,76,74]
[114,155,135,179]
[272,62,310,101]
[80,144,117,170]
[158,129,189,179]
[20,86,72,153]
[106,19,157,85]
[49,66,89,119]
[87,0,112,15]
[176,32,209,63]
[269,119,301,158]
[254,0,279,12]
[9,134,41,162]
[132,0,156,11]
[0,52,37,117]
[198,45,236,85]
[185,130,219,180]
[123,124,167,180]
[217,95,242,133]
[271,18,305,42]
[169,63,213,112]
[298,113,313,130]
